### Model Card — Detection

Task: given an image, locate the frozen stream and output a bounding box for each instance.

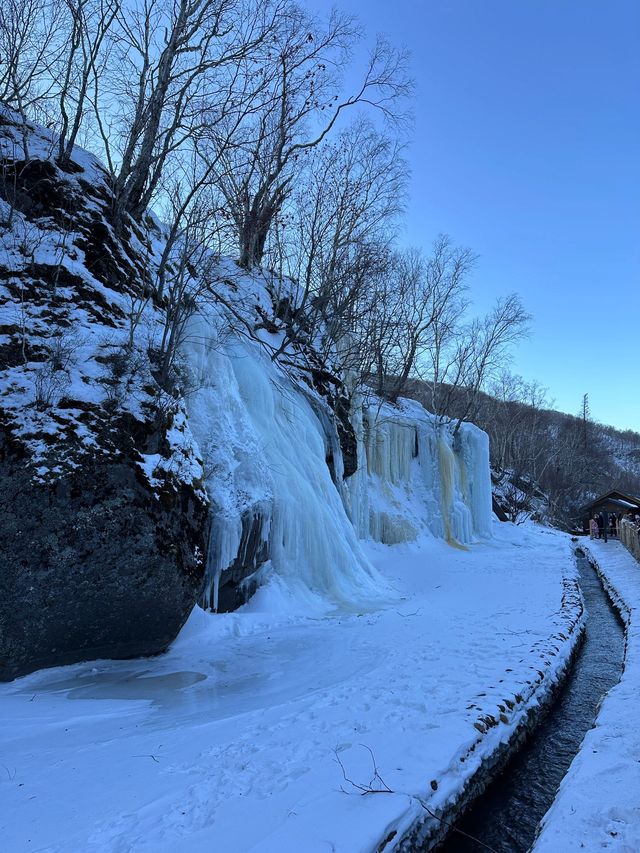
[436,551,625,853]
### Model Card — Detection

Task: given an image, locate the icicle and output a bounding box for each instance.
[202,514,243,611]
[345,395,489,548]
[456,423,492,538]
[438,435,460,547]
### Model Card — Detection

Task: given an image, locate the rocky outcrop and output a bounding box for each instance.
[212,505,270,613]
[0,427,208,680]
[0,108,208,680]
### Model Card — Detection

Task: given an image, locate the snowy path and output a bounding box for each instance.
[534,539,640,853]
[0,523,579,853]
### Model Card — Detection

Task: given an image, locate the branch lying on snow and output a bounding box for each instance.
[334,745,498,852]
[333,744,393,795]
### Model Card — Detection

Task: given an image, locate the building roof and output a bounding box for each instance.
[580,490,640,514]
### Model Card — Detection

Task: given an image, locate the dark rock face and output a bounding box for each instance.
[309,369,358,481]
[209,505,270,613]
[0,110,209,680]
[0,428,208,681]
[200,503,270,613]
[331,389,358,479]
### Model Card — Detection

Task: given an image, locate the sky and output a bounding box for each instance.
[310,0,640,432]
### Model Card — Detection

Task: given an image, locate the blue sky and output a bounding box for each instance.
[311,0,640,431]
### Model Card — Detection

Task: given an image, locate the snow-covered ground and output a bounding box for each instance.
[534,539,640,853]
[0,522,581,853]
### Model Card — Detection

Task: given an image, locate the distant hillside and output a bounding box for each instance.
[401,378,640,527]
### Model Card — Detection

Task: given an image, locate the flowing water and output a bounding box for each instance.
[436,552,625,853]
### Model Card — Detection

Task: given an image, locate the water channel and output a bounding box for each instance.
[436,551,625,853]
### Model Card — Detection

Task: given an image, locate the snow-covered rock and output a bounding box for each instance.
[0,107,208,680]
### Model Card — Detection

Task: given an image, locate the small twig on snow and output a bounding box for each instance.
[334,744,393,795]
[395,608,421,618]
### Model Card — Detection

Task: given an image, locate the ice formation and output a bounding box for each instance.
[345,397,492,547]
[184,311,384,611]
[184,304,492,610]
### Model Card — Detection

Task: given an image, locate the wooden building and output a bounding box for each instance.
[580,490,640,532]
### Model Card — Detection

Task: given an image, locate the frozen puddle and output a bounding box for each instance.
[22,670,208,704]
[13,625,376,717]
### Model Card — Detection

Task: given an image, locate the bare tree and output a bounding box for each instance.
[92,0,278,225]
[292,119,405,306]
[56,0,121,165]
[421,290,529,432]
[211,3,410,269]
[448,294,530,432]
[578,392,591,450]
[314,238,393,381]
[150,165,226,389]
[258,119,406,369]
[366,235,474,404]
[0,0,70,162]
[0,0,66,117]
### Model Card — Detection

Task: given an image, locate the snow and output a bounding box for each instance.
[533,538,640,853]
[0,523,583,852]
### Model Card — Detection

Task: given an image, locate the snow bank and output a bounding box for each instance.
[533,539,640,852]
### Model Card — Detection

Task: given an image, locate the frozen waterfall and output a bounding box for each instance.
[183,312,384,611]
[345,398,492,547]
[183,308,492,611]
